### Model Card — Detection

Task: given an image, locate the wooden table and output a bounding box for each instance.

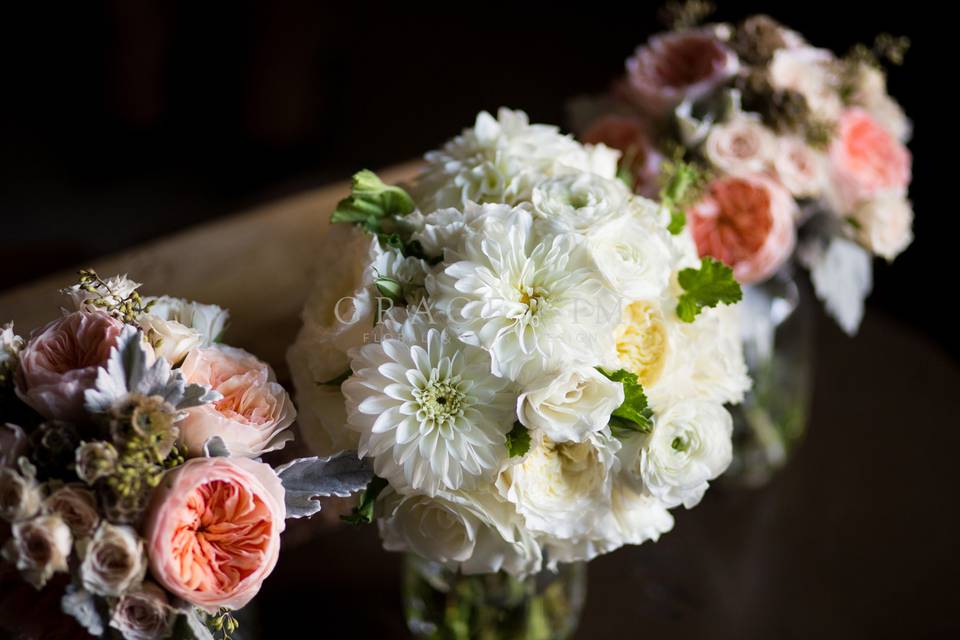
[2,167,958,639]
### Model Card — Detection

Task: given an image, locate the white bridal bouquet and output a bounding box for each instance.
[571,5,913,335]
[0,272,373,639]
[289,107,751,576]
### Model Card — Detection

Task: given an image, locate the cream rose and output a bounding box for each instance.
[496,432,620,540]
[517,366,623,443]
[378,488,541,577]
[851,193,914,261]
[136,314,203,365]
[109,581,175,640]
[773,136,827,198]
[768,46,842,121]
[177,345,295,458]
[2,514,72,589]
[703,116,776,175]
[43,485,100,538]
[640,400,733,508]
[144,457,285,612]
[0,463,42,522]
[80,521,147,597]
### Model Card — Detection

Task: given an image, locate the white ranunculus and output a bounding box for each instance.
[496,431,620,540]
[773,136,827,198]
[342,310,515,497]
[80,521,147,597]
[851,193,913,262]
[768,47,843,121]
[428,204,621,381]
[640,400,733,508]
[587,199,675,300]
[136,314,203,365]
[378,488,542,576]
[531,172,632,235]
[142,296,229,347]
[517,366,623,443]
[544,479,673,566]
[703,115,776,175]
[411,108,615,211]
[62,275,141,311]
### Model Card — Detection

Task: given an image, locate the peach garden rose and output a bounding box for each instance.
[176,345,296,457]
[688,173,797,284]
[15,311,124,421]
[144,456,286,612]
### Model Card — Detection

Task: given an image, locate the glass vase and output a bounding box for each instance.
[726,266,815,486]
[402,554,587,640]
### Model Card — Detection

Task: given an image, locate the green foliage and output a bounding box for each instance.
[505,422,531,458]
[343,475,388,525]
[675,257,742,323]
[598,368,653,436]
[331,170,415,233]
[658,158,704,235]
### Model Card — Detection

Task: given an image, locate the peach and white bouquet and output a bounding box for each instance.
[1,272,372,639]
[288,108,750,577]
[572,7,913,335]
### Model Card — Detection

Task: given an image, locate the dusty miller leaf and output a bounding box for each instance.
[275,452,373,519]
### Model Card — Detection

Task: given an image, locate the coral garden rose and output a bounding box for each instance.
[143,456,285,612]
[828,108,911,212]
[688,174,797,284]
[623,30,738,117]
[176,345,296,457]
[15,311,124,421]
[582,115,664,197]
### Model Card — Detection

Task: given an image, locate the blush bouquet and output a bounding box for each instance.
[572,7,912,334]
[1,272,371,639]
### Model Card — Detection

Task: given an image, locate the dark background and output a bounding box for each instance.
[1,3,958,640]
[0,1,953,356]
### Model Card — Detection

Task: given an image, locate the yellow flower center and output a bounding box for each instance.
[614,301,668,387]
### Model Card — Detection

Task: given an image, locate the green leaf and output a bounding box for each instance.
[320,370,351,386]
[598,368,653,435]
[666,207,686,235]
[505,422,531,457]
[675,257,742,323]
[342,475,388,525]
[374,276,404,303]
[331,170,415,232]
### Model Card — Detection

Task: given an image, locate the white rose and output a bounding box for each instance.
[531,172,631,235]
[517,366,623,443]
[80,521,147,597]
[703,116,776,175]
[768,47,843,121]
[544,479,673,566]
[378,488,541,577]
[143,296,229,347]
[773,136,827,198]
[496,431,620,540]
[587,199,675,300]
[851,193,914,261]
[2,515,72,589]
[137,314,203,365]
[640,400,733,508]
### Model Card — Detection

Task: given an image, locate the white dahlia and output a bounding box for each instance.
[342,311,515,496]
[428,204,620,382]
[411,108,618,211]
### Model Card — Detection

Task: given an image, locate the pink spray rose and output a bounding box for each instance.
[582,114,664,197]
[15,311,124,421]
[828,108,911,213]
[143,456,285,612]
[688,174,797,284]
[623,30,739,117]
[176,345,295,458]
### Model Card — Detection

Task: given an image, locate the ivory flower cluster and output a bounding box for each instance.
[1,272,301,640]
[578,13,913,335]
[289,108,750,576]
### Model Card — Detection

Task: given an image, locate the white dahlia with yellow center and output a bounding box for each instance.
[342,311,515,497]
